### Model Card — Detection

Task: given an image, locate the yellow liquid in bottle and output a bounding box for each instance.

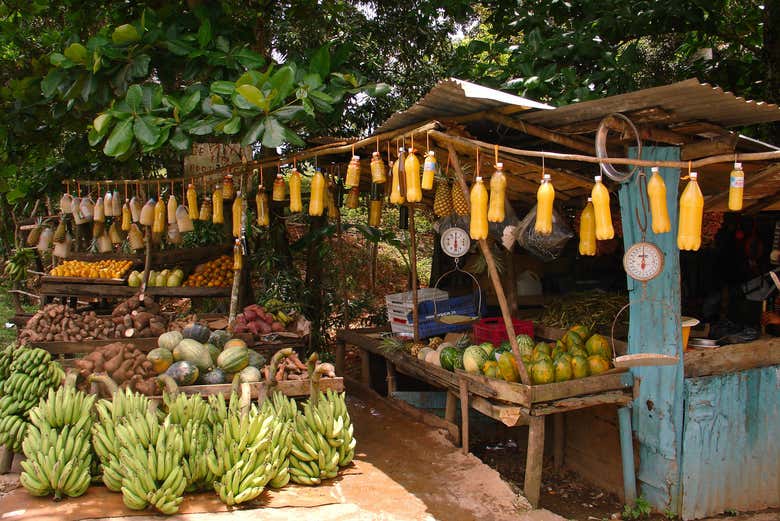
[405,151,422,202]
[272,175,286,202]
[470,177,488,240]
[591,176,614,240]
[370,152,387,184]
[677,172,704,251]
[728,162,744,211]
[256,189,269,226]
[579,200,596,256]
[289,169,302,212]
[422,151,436,190]
[187,184,199,220]
[346,156,361,188]
[390,160,404,205]
[535,174,555,235]
[647,167,671,233]
[488,163,506,223]
[309,170,326,216]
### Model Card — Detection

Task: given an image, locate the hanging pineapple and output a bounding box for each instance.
[108,222,123,245]
[186,184,199,220]
[128,224,144,250]
[212,185,224,224]
[433,179,453,217]
[452,182,469,216]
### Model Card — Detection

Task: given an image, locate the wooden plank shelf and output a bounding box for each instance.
[169,377,344,399]
[684,336,780,378]
[41,275,129,285]
[39,282,232,299]
[67,244,231,265]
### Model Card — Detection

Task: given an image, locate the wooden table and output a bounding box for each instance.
[336,327,636,508]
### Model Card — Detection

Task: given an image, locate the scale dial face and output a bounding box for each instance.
[623,242,665,282]
[441,227,471,258]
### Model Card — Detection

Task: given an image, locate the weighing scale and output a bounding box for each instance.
[431,226,483,325]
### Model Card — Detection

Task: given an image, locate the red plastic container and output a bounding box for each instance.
[472,317,534,345]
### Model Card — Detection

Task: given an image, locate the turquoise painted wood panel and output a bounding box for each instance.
[619,147,685,512]
[681,366,780,520]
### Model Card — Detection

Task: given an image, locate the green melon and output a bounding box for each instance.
[463,346,489,374]
[497,352,520,382]
[482,360,499,379]
[570,355,590,379]
[452,350,465,371]
[217,345,249,373]
[439,347,460,372]
[478,342,495,358]
[516,335,535,358]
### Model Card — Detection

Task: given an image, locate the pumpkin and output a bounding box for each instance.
[173,339,213,372]
[147,348,174,374]
[182,323,211,344]
[239,366,262,383]
[157,331,183,351]
[200,368,227,385]
[208,330,231,349]
[206,343,220,365]
[247,350,266,368]
[166,361,199,386]
[223,338,248,350]
[217,345,249,373]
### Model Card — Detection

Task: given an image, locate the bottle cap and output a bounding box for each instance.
[276,173,283,178]
[352,155,360,161]
[188,183,195,188]
[543,174,551,180]
[476,176,483,182]
[690,172,698,179]
[595,175,602,182]
[215,184,221,189]
[399,147,405,152]
[651,167,659,173]
[735,162,742,169]
[427,150,435,157]
[372,151,380,158]
[496,162,503,169]
[236,190,241,197]
[587,197,592,202]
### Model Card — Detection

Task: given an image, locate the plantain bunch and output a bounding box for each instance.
[163,392,216,491]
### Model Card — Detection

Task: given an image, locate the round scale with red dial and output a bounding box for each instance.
[622,241,664,282]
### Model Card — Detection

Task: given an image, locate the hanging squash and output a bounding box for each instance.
[232,192,243,238]
[346,155,361,188]
[578,199,597,256]
[390,159,405,205]
[591,175,614,240]
[346,186,360,209]
[647,167,671,234]
[469,177,488,240]
[128,224,145,250]
[535,174,554,235]
[187,184,199,220]
[488,163,506,223]
[256,187,269,226]
[130,196,142,223]
[272,174,286,202]
[176,205,194,233]
[422,151,437,191]
[309,169,326,216]
[199,197,212,221]
[152,198,166,233]
[53,219,67,243]
[289,168,302,212]
[678,172,703,251]
[405,149,422,203]
[121,202,132,231]
[167,194,178,224]
[370,152,387,184]
[222,175,235,200]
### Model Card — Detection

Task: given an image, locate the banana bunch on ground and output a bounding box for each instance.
[0,345,14,385]
[206,392,276,506]
[289,390,355,486]
[163,393,215,492]
[92,388,154,491]
[3,248,35,283]
[19,384,95,498]
[262,392,297,488]
[118,414,186,515]
[0,346,64,452]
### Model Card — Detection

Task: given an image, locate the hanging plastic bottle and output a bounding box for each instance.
[199,197,212,221]
[129,196,141,223]
[422,151,437,190]
[186,184,199,220]
[678,171,704,251]
[289,168,302,213]
[327,182,339,219]
[112,190,121,216]
[272,174,287,202]
[535,174,555,235]
[212,185,224,224]
[233,239,243,271]
[232,192,243,238]
[128,224,144,250]
[222,174,235,200]
[60,193,73,214]
[109,222,122,245]
[728,162,744,211]
[167,194,178,225]
[390,158,405,205]
[647,167,671,233]
[176,205,194,233]
[121,202,132,231]
[152,198,166,234]
[309,169,326,216]
[93,197,105,223]
[405,149,422,202]
[140,198,155,227]
[579,198,597,256]
[334,175,345,207]
[369,183,382,227]
[103,191,113,217]
[470,177,489,240]
[370,152,387,184]
[256,187,269,226]
[488,162,507,223]
[591,175,614,240]
[346,186,360,209]
[346,155,361,188]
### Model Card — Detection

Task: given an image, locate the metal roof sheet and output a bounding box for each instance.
[519,79,780,129]
[375,78,554,134]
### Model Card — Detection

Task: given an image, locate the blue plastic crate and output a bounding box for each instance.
[390,292,484,339]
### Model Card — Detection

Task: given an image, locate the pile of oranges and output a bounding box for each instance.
[50,259,133,279]
[183,255,233,287]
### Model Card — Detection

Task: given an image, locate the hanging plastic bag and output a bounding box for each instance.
[516,204,573,261]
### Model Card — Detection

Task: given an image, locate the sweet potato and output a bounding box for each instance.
[243,309,257,321]
[113,359,134,384]
[271,321,284,332]
[104,352,123,374]
[257,320,272,334]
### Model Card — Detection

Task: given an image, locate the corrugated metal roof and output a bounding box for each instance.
[519,79,780,129]
[375,78,554,134]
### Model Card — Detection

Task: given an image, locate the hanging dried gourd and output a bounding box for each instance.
[405,149,422,203]
[212,185,224,224]
[535,174,555,235]
[256,187,269,226]
[37,227,53,252]
[60,193,73,214]
[176,205,194,233]
[233,239,243,271]
[309,169,326,216]
[109,222,123,245]
[130,196,142,223]
[97,230,112,253]
[272,175,286,202]
[53,219,67,243]
[346,186,360,209]
[52,233,71,259]
[289,168,302,212]
[390,158,405,205]
[187,184,199,220]
[222,175,235,200]
[167,221,182,245]
[112,190,121,216]
[232,192,243,238]
[152,198,166,233]
[488,163,507,223]
[422,151,437,191]
[93,197,105,223]
[346,155,361,188]
[371,152,387,184]
[121,202,132,231]
[128,224,145,250]
[103,191,113,217]
[140,199,156,226]
[469,177,488,240]
[167,194,178,224]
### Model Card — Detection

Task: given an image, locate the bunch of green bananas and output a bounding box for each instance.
[3,248,35,283]
[262,392,297,488]
[19,384,96,499]
[163,392,216,492]
[206,392,276,506]
[0,345,15,386]
[92,388,154,491]
[289,390,355,486]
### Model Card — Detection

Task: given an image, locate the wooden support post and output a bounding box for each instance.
[446,144,532,385]
[553,413,565,471]
[335,341,346,377]
[409,203,419,342]
[459,376,470,454]
[386,361,397,396]
[524,416,546,508]
[140,226,152,301]
[445,391,461,445]
[360,349,371,387]
[0,446,13,474]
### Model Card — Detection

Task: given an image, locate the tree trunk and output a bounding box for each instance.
[765,0,780,142]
